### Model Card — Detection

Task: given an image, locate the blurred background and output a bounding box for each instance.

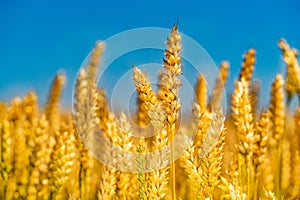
[0,0,299,110]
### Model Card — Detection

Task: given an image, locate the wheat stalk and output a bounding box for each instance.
[157,24,182,200]
[269,74,285,199]
[231,79,256,199]
[74,41,104,199]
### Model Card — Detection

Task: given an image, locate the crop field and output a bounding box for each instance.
[0,25,300,200]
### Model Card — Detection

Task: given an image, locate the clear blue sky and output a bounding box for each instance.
[0,0,299,109]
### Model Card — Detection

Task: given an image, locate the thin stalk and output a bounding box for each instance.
[254,178,259,200]
[275,142,283,199]
[246,157,254,200]
[168,123,176,200]
[238,154,245,193]
[247,164,251,199]
[79,164,85,200]
[3,182,7,200]
[137,140,146,200]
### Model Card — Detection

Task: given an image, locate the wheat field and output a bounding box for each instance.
[1,25,300,200]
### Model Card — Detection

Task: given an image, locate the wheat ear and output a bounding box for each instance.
[133,66,160,199]
[183,107,225,199]
[278,38,300,105]
[94,89,110,132]
[74,41,104,199]
[97,116,118,200]
[115,113,138,199]
[146,102,169,199]
[269,74,285,199]
[195,74,208,112]
[49,115,76,200]
[45,73,66,130]
[239,48,256,83]
[287,108,300,198]
[0,101,14,199]
[12,94,36,199]
[208,61,230,110]
[199,109,226,199]
[26,114,50,200]
[253,110,270,199]
[20,91,39,199]
[231,79,255,199]
[157,24,182,200]
[133,65,157,149]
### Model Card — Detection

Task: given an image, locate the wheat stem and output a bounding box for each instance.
[168,122,176,200]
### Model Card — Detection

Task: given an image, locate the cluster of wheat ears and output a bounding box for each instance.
[1,25,300,200]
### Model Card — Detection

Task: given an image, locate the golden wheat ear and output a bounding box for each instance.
[231,78,256,198]
[132,65,157,126]
[45,73,66,125]
[49,115,76,199]
[159,24,183,200]
[239,48,256,83]
[94,88,110,132]
[183,108,225,199]
[288,108,300,198]
[278,38,300,106]
[269,74,285,142]
[0,101,14,200]
[208,61,229,111]
[268,74,285,199]
[195,74,208,112]
[74,41,105,200]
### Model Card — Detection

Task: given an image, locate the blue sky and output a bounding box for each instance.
[0,0,299,109]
